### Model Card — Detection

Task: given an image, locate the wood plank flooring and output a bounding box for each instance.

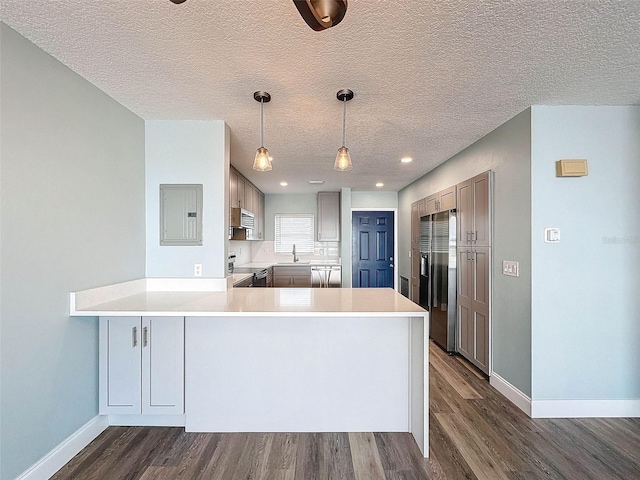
[52,342,640,480]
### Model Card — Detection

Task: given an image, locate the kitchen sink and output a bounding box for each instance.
[277,261,310,265]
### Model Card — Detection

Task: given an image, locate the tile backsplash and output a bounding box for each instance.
[232,240,340,265]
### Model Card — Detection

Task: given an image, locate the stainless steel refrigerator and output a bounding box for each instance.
[419,210,457,352]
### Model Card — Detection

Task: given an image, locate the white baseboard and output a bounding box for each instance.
[15,415,109,480]
[531,399,640,418]
[108,414,185,427]
[490,372,532,416]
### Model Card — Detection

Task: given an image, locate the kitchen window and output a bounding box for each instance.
[274,214,314,254]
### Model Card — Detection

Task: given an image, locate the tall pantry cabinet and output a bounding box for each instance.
[456,171,491,374]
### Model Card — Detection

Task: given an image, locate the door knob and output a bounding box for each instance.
[390,264,395,268]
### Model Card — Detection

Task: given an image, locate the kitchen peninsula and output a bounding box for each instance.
[70,280,429,456]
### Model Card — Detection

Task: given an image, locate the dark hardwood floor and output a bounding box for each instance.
[52,342,640,479]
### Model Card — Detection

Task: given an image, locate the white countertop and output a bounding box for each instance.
[71,282,426,317]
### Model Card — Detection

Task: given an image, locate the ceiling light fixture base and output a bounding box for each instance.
[336,89,354,102]
[254,91,271,103]
[293,0,348,31]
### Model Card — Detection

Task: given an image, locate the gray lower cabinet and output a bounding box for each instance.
[457,246,490,374]
[272,265,311,287]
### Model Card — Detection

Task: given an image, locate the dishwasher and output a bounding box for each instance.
[311,266,342,288]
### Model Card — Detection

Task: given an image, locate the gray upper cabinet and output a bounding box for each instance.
[254,190,265,240]
[229,169,239,208]
[317,192,340,242]
[439,185,456,211]
[425,194,438,216]
[229,166,265,241]
[457,171,490,247]
[471,173,490,246]
[425,186,456,215]
[244,183,254,213]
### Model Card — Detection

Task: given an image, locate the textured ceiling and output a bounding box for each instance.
[2,0,639,194]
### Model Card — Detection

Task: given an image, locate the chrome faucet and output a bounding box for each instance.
[292,244,299,263]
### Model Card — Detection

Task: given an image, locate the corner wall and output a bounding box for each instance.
[0,24,146,479]
[531,106,640,402]
[399,109,532,396]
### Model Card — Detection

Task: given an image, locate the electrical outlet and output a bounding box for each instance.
[502,260,519,277]
[194,264,202,277]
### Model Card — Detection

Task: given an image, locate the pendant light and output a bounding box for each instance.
[334,89,354,171]
[253,91,272,172]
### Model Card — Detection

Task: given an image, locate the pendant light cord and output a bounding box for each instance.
[342,97,347,147]
[260,98,264,148]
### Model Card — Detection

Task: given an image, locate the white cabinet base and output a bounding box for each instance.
[185,315,427,455]
[107,414,185,427]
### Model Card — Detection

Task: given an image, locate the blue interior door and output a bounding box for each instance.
[352,211,395,288]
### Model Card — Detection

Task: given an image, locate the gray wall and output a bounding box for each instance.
[351,191,398,209]
[0,23,146,480]
[145,121,228,278]
[530,106,640,400]
[399,109,532,396]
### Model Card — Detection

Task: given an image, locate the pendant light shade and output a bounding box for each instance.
[254,147,271,171]
[334,147,352,171]
[334,89,354,171]
[253,91,272,172]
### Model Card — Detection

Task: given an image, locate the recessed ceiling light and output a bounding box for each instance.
[401,157,413,163]
[376,182,384,187]
[280,181,288,186]
[308,180,324,184]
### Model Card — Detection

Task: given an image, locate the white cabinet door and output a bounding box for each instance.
[99,316,142,414]
[100,316,184,416]
[142,316,184,415]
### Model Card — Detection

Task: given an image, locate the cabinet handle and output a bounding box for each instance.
[143,326,148,347]
[132,327,137,348]
[474,230,478,243]
[466,232,471,243]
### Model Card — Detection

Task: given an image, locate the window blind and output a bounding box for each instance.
[274,214,315,253]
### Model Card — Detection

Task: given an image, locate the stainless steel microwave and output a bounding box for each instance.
[230,207,255,229]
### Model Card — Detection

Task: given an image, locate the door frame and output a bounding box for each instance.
[350,208,398,291]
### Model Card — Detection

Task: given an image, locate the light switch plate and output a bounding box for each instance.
[503,260,519,277]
